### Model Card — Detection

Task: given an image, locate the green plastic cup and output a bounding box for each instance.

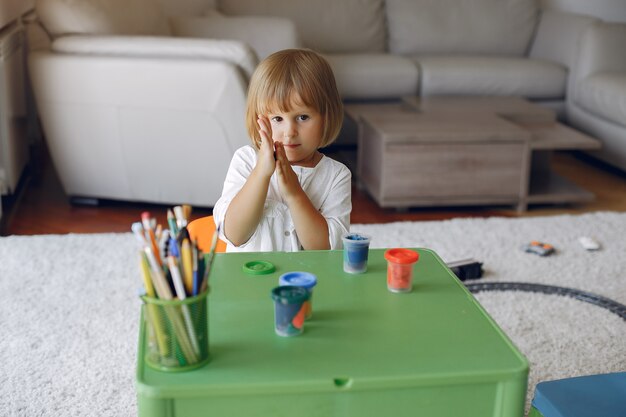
[271,286,310,337]
[141,290,210,372]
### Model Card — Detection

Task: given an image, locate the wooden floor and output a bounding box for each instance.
[2,144,626,236]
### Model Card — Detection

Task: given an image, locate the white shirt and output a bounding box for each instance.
[213,146,352,252]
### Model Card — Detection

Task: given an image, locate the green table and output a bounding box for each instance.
[137,249,528,416]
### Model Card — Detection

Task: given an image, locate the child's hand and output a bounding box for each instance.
[256,115,276,178]
[274,142,305,204]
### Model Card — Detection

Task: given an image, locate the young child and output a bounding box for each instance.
[213,49,352,252]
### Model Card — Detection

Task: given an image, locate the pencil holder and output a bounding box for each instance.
[141,290,210,372]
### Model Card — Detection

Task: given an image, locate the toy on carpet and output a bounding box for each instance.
[578,236,601,251]
[446,258,483,281]
[523,241,555,256]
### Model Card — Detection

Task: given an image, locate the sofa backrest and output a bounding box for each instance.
[36,0,171,39]
[217,0,386,53]
[386,0,539,56]
[156,0,216,17]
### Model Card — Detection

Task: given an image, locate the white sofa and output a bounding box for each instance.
[210,0,626,170]
[210,0,626,171]
[567,21,626,171]
[28,0,298,206]
[216,0,582,113]
[27,0,626,207]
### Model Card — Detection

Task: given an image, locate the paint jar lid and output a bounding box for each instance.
[279,271,317,289]
[243,260,276,275]
[384,248,419,264]
[271,285,310,304]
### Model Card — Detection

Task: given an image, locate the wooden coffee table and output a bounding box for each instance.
[345,97,601,211]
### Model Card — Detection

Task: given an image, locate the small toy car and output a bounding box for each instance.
[523,241,555,256]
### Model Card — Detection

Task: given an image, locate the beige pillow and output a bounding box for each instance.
[218,0,386,53]
[386,0,539,56]
[36,0,171,38]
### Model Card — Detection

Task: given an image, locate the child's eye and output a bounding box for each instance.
[270,116,283,123]
[297,115,310,121]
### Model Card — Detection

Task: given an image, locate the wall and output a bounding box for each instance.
[0,0,34,28]
[541,0,626,22]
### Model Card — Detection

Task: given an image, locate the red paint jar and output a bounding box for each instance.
[384,248,419,293]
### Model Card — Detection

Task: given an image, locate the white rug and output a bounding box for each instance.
[1,212,625,416]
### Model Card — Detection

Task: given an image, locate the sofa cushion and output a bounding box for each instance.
[325,54,419,100]
[387,0,539,56]
[576,73,626,127]
[35,0,170,38]
[528,10,598,69]
[171,13,300,60]
[417,56,566,99]
[157,0,213,17]
[217,0,386,53]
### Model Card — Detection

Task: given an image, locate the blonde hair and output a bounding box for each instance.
[245,49,343,149]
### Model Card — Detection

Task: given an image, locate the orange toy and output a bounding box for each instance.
[187,215,227,253]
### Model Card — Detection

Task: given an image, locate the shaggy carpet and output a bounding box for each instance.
[1,211,625,416]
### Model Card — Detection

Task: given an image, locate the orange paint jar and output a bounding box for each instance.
[384,248,419,293]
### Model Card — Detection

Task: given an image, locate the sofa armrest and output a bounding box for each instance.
[28,48,251,205]
[51,35,258,78]
[170,12,300,60]
[529,10,598,69]
[574,21,626,81]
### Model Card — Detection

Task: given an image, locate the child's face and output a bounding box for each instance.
[265,96,323,167]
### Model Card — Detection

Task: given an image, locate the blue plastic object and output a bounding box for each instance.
[532,372,626,417]
[278,271,317,289]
